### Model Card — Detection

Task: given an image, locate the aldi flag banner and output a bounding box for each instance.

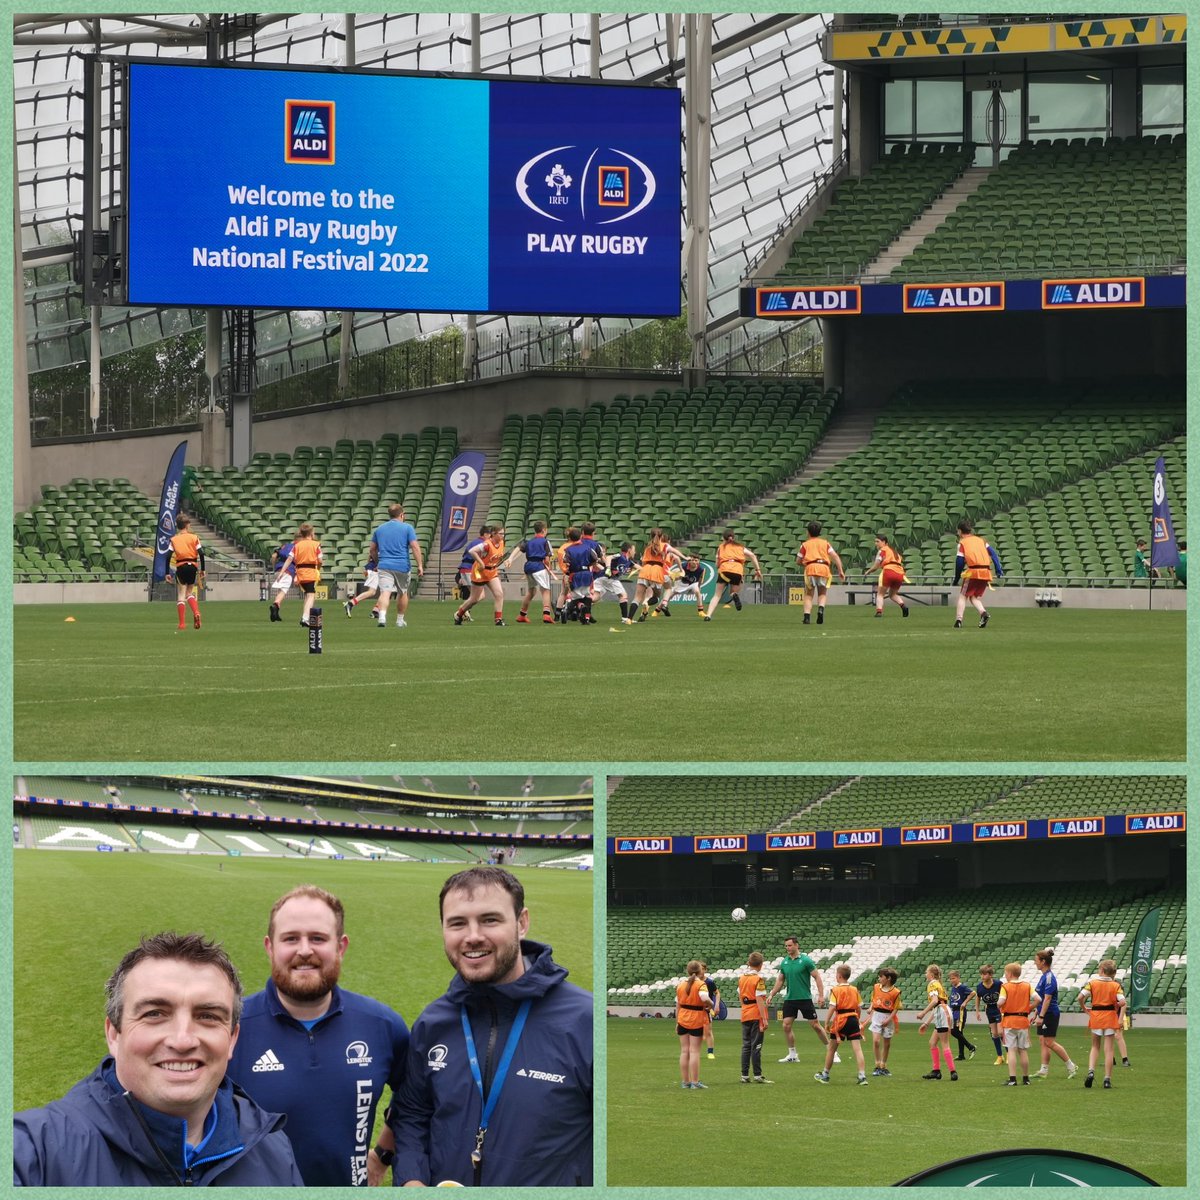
[1150,456,1179,571]
[152,440,188,582]
[1128,906,1160,1013]
[440,451,487,556]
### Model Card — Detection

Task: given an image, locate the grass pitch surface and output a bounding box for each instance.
[605,1018,1185,1186]
[13,601,1183,762]
[12,852,592,1113]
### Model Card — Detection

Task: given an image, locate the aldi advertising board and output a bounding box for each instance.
[123,61,681,316]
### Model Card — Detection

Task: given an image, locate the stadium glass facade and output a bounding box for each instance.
[882,61,1184,162]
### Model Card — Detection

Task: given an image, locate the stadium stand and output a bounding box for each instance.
[608,882,1185,1013]
[957,438,1187,583]
[776,776,1018,831]
[486,384,836,550]
[976,776,1187,821]
[610,774,1186,836]
[696,378,1184,576]
[18,776,593,868]
[778,144,974,282]
[609,775,845,837]
[186,429,457,578]
[893,135,1185,282]
[20,372,1181,588]
[358,774,591,797]
[13,478,157,582]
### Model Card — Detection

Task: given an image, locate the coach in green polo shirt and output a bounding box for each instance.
[766,936,836,1064]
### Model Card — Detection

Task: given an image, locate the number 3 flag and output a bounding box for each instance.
[1150,456,1179,572]
[441,451,487,555]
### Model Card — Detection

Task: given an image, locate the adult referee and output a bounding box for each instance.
[766,936,837,1064]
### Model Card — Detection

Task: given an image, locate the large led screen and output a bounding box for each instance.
[124,61,682,316]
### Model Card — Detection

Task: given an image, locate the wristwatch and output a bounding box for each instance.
[373,1145,396,1167]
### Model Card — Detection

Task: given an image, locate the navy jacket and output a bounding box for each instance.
[14,1059,303,1186]
[227,980,409,1186]
[390,939,592,1187]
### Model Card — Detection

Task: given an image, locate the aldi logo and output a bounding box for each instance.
[973,821,1027,841]
[615,836,673,853]
[1125,811,1185,834]
[598,165,630,207]
[1048,817,1104,838]
[756,286,862,316]
[833,827,882,848]
[766,832,816,851]
[901,824,952,844]
[694,835,748,853]
[286,100,335,164]
[1041,277,1144,309]
[903,282,1004,313]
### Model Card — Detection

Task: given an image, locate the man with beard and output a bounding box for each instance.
[390,866,592,1187]
[227,886,409,1186]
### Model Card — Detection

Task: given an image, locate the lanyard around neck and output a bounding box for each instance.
[460,997,532,1182]
[461,998,531,1133]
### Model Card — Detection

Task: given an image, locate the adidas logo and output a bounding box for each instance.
[252,1049,285,1072]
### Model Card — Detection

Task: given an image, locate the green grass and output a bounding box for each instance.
[13,602,1184,761]
[13,852,592,1113]
[605,1018,1186,1186]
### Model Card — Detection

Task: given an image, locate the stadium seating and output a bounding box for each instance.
[776,776,1019,831]
[187,428,458,577]
[488,381,837,549]
[609,775,844,836]
[908,437,1186,583]
[18,375,1183,589]
[894,135,1185,281]
[20,777,592,866]
[609,882,1185,1013]
[13,478,158,581]
[611,775,1187,838]
[358,774,592,797]
[710,378,1184,576]
[777,144,974,283]
[976,776,1186,820]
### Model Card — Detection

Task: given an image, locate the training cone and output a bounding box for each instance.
[64,616,76,622]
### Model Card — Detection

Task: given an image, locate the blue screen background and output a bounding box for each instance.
[125,62,680,317]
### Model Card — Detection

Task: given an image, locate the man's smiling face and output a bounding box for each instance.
[441,882,530,986]
[105,958,238,1130]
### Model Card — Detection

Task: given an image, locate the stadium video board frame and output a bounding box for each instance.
[95,58,682,317]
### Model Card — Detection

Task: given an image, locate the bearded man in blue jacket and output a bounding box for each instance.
[14,931,303,1186]
[390,866,593,1187]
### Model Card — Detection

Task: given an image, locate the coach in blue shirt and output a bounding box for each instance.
[227,887,410,1186]
[371,503,424,629]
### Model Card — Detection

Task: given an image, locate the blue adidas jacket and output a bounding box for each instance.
[227,980,409,1186]
[14,1059,303,1186]
[390,939,592,1187]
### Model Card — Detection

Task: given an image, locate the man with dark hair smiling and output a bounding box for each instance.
[390,866,593,1187]
[227,886,409,1186]
[13,931,303,1186]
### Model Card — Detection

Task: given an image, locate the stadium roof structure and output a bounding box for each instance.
[14,12,836,388]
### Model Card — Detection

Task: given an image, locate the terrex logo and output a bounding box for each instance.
[516,1067,567,1083]
[516,146,656,224]
[286,100,335,164]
